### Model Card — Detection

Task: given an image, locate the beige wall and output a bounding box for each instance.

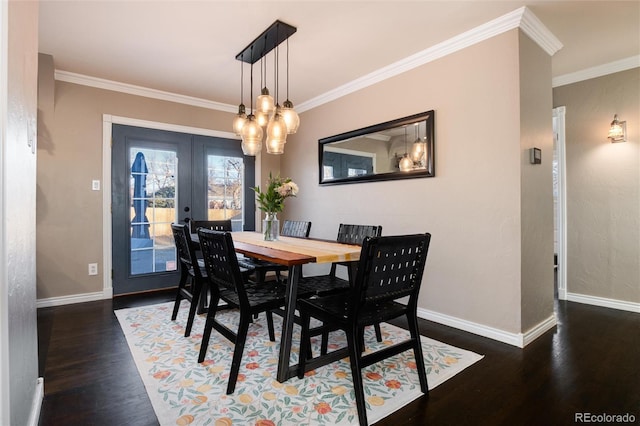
[283,29,554,334]
[2,1,40,424]
[518,32,555,332]
[553,68,640,304]
[36,68,242,299]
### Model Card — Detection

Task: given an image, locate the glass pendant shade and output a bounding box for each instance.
[241,115,263,156]
[255,110,270,127]
[411,139,426,162]
[399,154,413,172]
[265,112,287,154]
[256,87,275,117]
[281,99,300,134]
[232,104,247,135]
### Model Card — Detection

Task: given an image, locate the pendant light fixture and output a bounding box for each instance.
[255,50,274,127]
[233,20,298,156]
[280,38,300,134]
[265,41,287,154]
[240,47,263,156]
[410,122,426,163]
[399,126,413,172]
[232,62,247,136]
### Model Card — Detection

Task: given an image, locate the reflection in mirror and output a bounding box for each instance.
[319,111,434,185]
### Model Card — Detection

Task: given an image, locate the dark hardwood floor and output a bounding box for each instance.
[37,289,639,426]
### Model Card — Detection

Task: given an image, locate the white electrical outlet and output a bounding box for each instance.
[92,180,101,191]
[88,263,98,276]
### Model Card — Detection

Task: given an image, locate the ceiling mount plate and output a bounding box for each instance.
[235,20,297,64]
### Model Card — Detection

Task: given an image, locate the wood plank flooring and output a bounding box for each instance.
[37,290,639,425]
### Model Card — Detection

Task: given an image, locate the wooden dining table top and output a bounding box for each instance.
[230,231,362,266]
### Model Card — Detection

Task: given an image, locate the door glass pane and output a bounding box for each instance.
[207,155,244,231]
[130,147,178,275]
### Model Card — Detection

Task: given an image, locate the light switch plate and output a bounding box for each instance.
[92,180,101,191]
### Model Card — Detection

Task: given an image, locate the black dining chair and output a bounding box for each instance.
[238,220,312,285]
[189,219,232,233]
[170,223,207,337]
[196,229,287,394]
[297,233,432,426]
[297,223,383,353]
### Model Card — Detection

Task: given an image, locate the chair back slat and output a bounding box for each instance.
[355,234,431,305]
[190,220,232,233]
[281,220,312,238]
[197,229,248,306]
[336,224,382,245]
[171,223,201,277]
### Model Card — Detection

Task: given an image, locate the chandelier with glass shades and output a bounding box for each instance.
[232,20,300,156]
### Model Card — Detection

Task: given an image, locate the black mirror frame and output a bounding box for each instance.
[318,110,435,185]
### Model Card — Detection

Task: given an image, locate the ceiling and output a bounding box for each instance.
[38,1,639,112]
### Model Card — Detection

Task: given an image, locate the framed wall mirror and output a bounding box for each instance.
[318,110,435,185]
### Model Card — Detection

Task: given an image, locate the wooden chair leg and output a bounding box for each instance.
[266,311,276,342]
[227,315,250,394]
[297,310,311,379]
[197,302,218,363]
[408,313,429,395]
[171,269,188,321]
[184,279,202,337]
[346,325,368,426]
[196,282,208,315]
[321,328,329,355]
[374,322,383,342]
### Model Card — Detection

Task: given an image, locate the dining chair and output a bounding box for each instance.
[238,220,312,285]
[196,229,287,394]
[298,223,383,353]
[170,223,207,337]
[297,233,432,426]
[189,219,232,233]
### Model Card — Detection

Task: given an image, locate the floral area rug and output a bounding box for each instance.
[115,301,483,426]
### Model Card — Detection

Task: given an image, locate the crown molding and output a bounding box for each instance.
[54,70,237,113]
[552,55,640,88]
[298,6,562,112]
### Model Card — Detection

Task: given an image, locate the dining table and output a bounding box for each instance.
[227,231,362,382]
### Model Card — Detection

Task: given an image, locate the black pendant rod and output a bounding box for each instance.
[236,20,297,64]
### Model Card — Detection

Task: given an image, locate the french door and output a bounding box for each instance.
[111,124,255,295]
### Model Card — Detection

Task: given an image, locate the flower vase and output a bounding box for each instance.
[263,212,280,241]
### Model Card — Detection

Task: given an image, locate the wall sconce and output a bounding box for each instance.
[608,114,627,143]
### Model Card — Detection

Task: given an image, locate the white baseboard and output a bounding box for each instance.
[36,290,111,308]
[567,292,640,314]
[417,307,557,348]
[27,377,44,426]
[522,314,558,347]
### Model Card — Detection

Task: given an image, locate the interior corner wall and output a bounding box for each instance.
[553,68,640,304]
[518,31,555,332]
[282,30,527,334]
[36,77,237,300]
[2,1,40,425]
